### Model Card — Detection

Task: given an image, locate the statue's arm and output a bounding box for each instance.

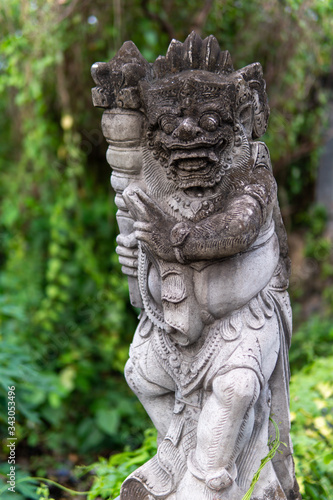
[171,167,277,262]
[123,167,276,263]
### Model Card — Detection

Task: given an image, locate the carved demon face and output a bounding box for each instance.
[141,70,249,190]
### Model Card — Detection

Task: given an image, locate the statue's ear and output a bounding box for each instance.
[236,62,270,139]
[238,102,254,139]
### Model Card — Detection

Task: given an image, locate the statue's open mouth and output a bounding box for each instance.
[168,149,219,183]
[175,160,213,180]
[157,136,231,188]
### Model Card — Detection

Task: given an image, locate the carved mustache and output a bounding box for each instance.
[164,136,227,151]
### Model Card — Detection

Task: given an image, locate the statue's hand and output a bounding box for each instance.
[123,187,177,261]
[116,233,138,275]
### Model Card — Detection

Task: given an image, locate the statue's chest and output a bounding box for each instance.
[166,191,225,222]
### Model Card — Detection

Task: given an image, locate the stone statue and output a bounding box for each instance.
[91,32,301,500]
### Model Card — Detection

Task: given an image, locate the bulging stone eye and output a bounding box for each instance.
[199,112,220,132]
[159,115,179,135]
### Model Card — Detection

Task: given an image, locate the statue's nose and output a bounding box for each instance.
[172,118,202,141]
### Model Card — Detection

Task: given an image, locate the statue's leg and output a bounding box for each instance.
[125,337,176,441]
[177,314,280,499]
[176,368,260,500]
[194,368,260,481]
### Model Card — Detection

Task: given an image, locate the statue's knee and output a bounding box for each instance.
[125,358,147,395]
[125,358,171,398]
[124,358,139,393]
[212,369,260,407]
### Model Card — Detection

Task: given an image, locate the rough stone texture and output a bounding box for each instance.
[92,32,301,500]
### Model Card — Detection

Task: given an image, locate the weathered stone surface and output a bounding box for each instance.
[92,32,301,500]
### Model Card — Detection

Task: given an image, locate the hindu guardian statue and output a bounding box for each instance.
[91,32,301,500]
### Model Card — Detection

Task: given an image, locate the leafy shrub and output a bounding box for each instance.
[0,464,38,500]
[289,315,333,371]
[290,356,333,498]
[80,428,157,500]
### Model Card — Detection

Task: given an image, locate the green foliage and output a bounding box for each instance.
[288,201,333,497]
[81,428,157,499]
[0,464,38,500]
[36,484,55,500]
[0,429,156,500]
[0,0,149,458]
[290,203,333,312]
[290,356,333,498]
[301,204,331,260]
[0,342,61,438]
[289,315,333,371]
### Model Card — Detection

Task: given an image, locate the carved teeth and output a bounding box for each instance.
[175,158,209,172]
[170,149,218,164]
[177,167,212,179]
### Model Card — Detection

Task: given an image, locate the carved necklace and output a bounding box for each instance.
[166,188,225,222]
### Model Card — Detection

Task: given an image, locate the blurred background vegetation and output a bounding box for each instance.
[0,0,333,498]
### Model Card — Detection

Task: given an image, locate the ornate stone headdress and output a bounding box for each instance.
[91,32,269,139]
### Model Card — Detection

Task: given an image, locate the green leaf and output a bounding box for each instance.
[96,409,120,436]
[323,453,333,465]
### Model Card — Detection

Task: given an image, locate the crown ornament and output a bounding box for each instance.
[91,32,269,138]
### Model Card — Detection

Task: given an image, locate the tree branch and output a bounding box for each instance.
[190,0,214,36]
[57,0,83,23]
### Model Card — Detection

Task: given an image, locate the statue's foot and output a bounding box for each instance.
[120,435,188,500]
[176,470,213,500]
[176,456,243,500]
[176,470,242,500]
